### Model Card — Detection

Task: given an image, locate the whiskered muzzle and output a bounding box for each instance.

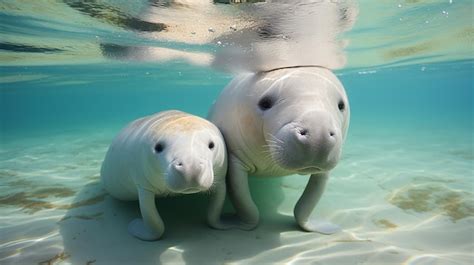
[269,112,342,173]
[166,159,214,193]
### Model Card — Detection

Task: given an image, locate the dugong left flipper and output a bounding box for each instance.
[294,173,341,234]
[101,110,228,241]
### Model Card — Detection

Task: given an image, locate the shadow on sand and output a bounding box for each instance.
[59,177,293,264]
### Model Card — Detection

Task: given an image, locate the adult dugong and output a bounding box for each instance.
[209,67,349,234]
[101,111,228,241]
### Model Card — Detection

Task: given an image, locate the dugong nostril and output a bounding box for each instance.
[293,127,310,145]
[294,127,309,138]
[173,161,184,172]
[299,129,308,136]
[329,131,335,137]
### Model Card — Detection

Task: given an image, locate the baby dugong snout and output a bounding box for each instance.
[274,110,342,173]
[167,157,213,193]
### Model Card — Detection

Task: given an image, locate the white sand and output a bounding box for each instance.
[0,125,473,265]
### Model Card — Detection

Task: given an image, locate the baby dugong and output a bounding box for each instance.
[101,110,228,241]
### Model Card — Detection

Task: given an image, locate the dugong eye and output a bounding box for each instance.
[154,142,165,153]
[208,141,215,150]
[338,100,345,111]
[258,96,274,111]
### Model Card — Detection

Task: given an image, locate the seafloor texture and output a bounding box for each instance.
[0,116,472,265]
[0,62,472,264]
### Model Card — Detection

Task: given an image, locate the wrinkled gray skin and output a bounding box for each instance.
[209,67,349,234]
[101,111,228,241]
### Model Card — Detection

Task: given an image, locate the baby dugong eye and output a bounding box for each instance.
[208,141,215,150]
[154,142,165,153]
[258,96,274,111]
[338,100,345,112]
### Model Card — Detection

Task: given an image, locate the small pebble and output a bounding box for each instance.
[208,27,215,33]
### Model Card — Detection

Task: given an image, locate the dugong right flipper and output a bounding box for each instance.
[294,173,341,235]
[128,187,164,241]
[207,180,232,230]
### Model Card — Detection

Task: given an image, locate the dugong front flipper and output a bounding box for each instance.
[226,155,259,230]
[206,181,231,230]
[127,186,230,240]
[294,173,341,234]
[128,187,164,241]
[227,157,340,234]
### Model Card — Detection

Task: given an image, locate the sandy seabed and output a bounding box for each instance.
[0,125,473,265]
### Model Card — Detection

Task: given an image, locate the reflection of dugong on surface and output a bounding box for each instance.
[209,67,350,234]
[97,0,357,72]
[100,110,227,240]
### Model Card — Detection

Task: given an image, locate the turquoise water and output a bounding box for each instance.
[1,1,473,264]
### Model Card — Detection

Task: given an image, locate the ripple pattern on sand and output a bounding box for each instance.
[0,126,473,264]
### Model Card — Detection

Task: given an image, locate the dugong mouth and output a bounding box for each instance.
[180,187,203,194]
[166,174,209,194]
[165,162,214,194]
[296,166,323,174]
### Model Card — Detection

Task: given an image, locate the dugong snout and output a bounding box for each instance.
[274,111,341,172]
[167,158,213,193]
[293,112,339,149]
